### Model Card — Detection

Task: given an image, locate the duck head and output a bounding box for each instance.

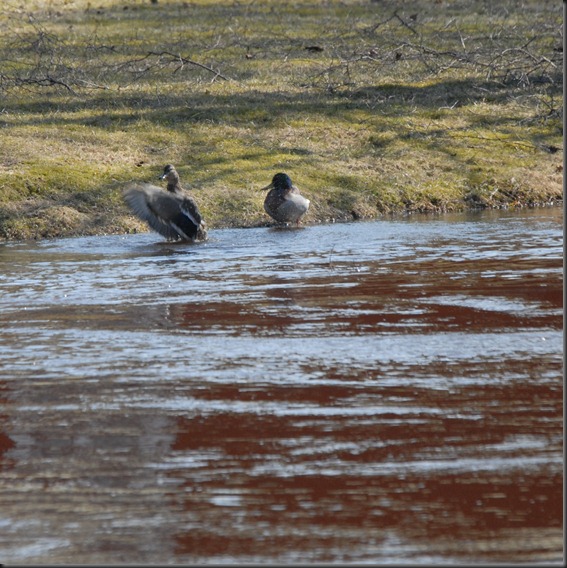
[159,164,179,183]
[261,172,294,192]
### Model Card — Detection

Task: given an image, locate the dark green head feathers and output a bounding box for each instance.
[263,172,294,192]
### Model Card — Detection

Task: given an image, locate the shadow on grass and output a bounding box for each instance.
[6,73,562,124]
[0,0,561,240]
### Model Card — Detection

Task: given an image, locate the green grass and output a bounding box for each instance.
[0,0,562,240]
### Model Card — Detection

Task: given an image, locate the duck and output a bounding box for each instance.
[261,172,310,225]
[123,164,207,242]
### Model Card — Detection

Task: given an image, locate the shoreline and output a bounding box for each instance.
[1,199,562,244]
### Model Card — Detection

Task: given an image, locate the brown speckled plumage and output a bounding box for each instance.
[123,164,207,242]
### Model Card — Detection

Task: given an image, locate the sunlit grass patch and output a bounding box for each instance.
[0,0,562,240]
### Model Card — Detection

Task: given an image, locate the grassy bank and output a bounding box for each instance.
[0,0,562,240]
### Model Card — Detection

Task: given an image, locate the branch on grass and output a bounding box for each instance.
[0,73,78,94]
[367,10,418,36]
[393,11,419,36]
[146,50,232,81]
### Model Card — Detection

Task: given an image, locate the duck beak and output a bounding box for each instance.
[260,181,274,191]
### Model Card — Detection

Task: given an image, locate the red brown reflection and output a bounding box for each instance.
[0,383,15,468]
[161,254,562,336]
[167,363,562,562]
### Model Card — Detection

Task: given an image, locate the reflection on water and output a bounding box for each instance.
[0,208,563,564]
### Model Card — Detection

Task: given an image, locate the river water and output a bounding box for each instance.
[0,207,563,564]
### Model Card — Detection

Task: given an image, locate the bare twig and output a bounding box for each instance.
[0,72,78,94]
[393,11,419,36]
[147,50,232,81]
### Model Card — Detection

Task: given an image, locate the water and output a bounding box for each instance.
[0,207,563,564]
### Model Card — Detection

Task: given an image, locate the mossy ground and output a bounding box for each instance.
[0,0,562,240]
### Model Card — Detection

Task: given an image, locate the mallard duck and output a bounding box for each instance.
[123,164,207,242]
[261,172,310,225]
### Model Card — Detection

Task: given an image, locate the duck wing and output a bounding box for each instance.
[123,183,185,240]
[162,192,205,240]
[264,187,309,223]
[264,189,286,221]
[178,194,203,227]
[276,195,310,223]
[286,192,310,214]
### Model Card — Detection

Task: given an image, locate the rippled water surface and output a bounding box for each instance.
[0,208,563,564]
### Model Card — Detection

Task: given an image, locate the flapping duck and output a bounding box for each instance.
[123,164,207,242]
